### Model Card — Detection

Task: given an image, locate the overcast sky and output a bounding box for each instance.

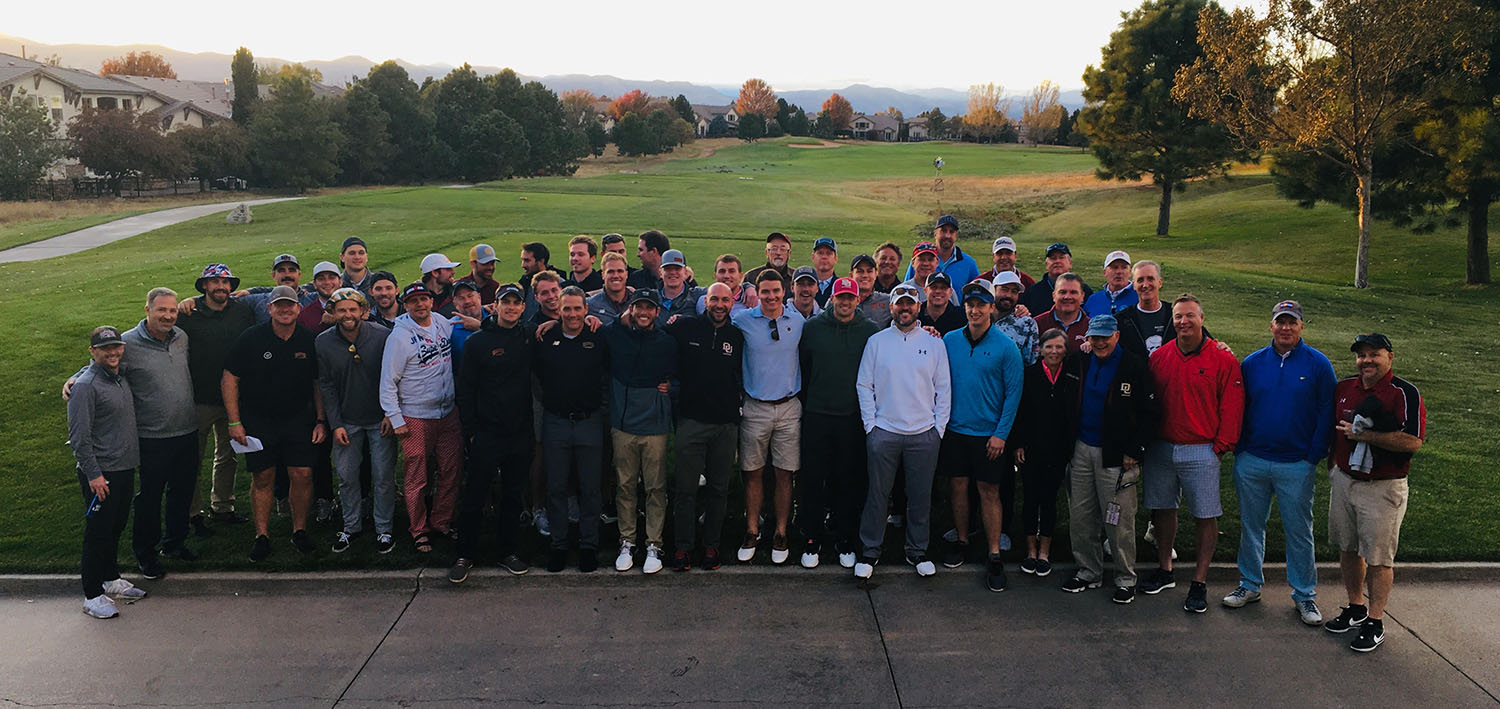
[9,0,1263,91]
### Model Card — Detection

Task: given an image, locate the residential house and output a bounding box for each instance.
[906,116,929,141]
[850,112,901,141]
[591,99,615,133]
[115,75,233,130]
[691,104,738,137]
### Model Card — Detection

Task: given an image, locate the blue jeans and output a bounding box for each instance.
[332,424,397,535]
[1233,452,1317,601]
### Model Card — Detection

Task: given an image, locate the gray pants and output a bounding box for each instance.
[544,411,605,551]
[1068,440,1138,588]
[673,418,738,550]
[332,424,397,535]
[859,426,941,559]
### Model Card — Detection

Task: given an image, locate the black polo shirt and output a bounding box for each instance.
[533,327,609,417]
[666,315,745,423]
[564,269,604,293]
[224,322,318,423]
[920,302,967,334]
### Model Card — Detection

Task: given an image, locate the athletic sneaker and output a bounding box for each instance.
[292,529,315,554]
[102,578,147,600]
[1112,586,1136,604]
[985,558,1007,592]
[578,548,599,573]
[1034,558,1053,577]
[1298,599,1324,626]
[836,541,857,569]
[701,547,721,571]
[534,508,551,537]
[331,531,357,553]
[547,549,567,573]
[138,557,166,581]
[643,544,663,574]
[906,554,936,577]
[854,556,877,579]
[943,541,967,569]
[248,535,271,563]
[448,558,473,584]
[1185,581,1209,613]
[1350,618,1384,652]
[615,540,635,572]
[1019,557,1038,575]
[737,532,760,563]
[1139,568,1177,595]
[82,595,118,619]
[1222,586,1262,608]
[1324,604,1369,633]
[500,554,529,575]
[770,534,790,565]
[375,533,395,554]
[800,539,821,569]
[1061,576,1101,593]
[671,549,692,572]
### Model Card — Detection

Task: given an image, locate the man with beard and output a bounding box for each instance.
[1020,243,1093,316]
[587,253,632,326]
[224,286,327,562]
[1085,250,1139,317]
[904,215,980,286]
[366,271,402,329]
[178,265,254,529]
[456,243,500,305]
[339,237,375,293]
[297,261,343,524]
[1033,273,1091,354]
[316,289,396,555]
[990,272,1039,366]
[420,253,461,317]
[665,283,745,571]
[519,242,567,297]
[798,277,879,569]
[980,237,1035,289]
[233,254,317,323]
[626,230,670,291]
[447,281,485,369]
[745,232,793,292]
[564,235,604,293]
[849,254,892,328]
[449,284,537,581]
[873,242,903,293]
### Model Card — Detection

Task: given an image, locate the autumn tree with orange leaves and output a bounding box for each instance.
[99,51,176,79]
[821,93,853,130]
[736,78,777,118]
[609,89,650,119]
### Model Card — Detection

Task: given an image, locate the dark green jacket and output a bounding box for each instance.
[799,308,880,417]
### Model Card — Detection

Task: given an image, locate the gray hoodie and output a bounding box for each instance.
[317,321,391,430]
[379,313,456,428]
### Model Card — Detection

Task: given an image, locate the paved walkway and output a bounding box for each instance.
[1,571,1494,706]
[0,197,304,263]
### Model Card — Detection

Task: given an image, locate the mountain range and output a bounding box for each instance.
[1,33,1084,118]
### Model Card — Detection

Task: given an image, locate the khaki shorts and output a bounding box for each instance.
[739,398,801,472]
[1328,466,1408,567]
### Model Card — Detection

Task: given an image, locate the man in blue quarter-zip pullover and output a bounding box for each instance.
[940,282,1024,592]
[1223,300,1336,625]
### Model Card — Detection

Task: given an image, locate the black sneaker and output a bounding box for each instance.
[1060,576,1101,593]
[210,510,248,524]
[190,515,215,539]
[162,544,199,562]
[138,557,167,580]
[1350,618,1384,652]
[1113,586,1136,604]
[943,541,968,569]
[671,549,692,572]
[578,548,599,573]
[701,547,722,571]
[499,554,529,575]
[985,558,1007,592]
[1140,568,1177,595]
[1019,557,1038,575]
[1184,581,1208,613]
[448,558,473,584]
[291,530,315,554]
[1325,604,1369,633]
[1034,558,1053,577]
[331,531,358,553]
[248,535,271,563]
[375,533,395,554]
[547,548,567,573]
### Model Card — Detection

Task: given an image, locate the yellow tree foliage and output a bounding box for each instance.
[1021,81,1062,144]
[965,82,1012,140]
[560,89,599,127]
[736,78,778,117]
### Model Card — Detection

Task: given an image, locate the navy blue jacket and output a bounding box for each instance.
[1238,340,1336,464]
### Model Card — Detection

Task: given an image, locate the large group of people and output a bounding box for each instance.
[64,221,1426,653]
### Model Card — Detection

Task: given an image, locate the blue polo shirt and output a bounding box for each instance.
[1078,346,1122,446]
[732,305,805,401]
[1238,340,1336,464]
[1084,284,1138,317]
[904,246,981,287]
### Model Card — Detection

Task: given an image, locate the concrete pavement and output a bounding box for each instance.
[1,568,1495,707]
[0,197,304,263]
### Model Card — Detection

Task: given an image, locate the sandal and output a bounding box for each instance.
[414,534,433,554]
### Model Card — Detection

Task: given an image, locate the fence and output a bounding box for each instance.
[24,176,248,201]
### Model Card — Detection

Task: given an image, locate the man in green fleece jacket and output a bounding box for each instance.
[797,277,881,569]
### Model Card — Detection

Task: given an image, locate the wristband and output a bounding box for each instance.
[227,421,242,427]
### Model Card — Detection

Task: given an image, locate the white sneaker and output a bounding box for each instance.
[908,556,937,577]
[83,594,118,619]
[770,543,790,565]
[887,514,904,528]
[643,544,663,574]
[736,532,759,562]
[1222,586,1262,608]
[854,561,874,579]
[839,551,857,569]
[1144,524,1178,560]
[1298,599,1324,626]
[698,474,707,487]
[534,508,550,537]
[615,540,635,572]
[102,578,147,600]
[800,551,820,569]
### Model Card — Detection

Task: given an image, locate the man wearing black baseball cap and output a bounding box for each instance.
[745,232,793,292]
[809,237,840,307]
[849,253,892,328]
[903,215,980,287]
[788,265,824,320]
[1020,242,1093,316]
[919,272,965,334]
[339,237,374,293]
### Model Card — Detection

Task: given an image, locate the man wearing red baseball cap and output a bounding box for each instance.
[899,242,941,302]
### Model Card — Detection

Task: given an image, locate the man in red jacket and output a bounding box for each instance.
[1140,293,1243,613]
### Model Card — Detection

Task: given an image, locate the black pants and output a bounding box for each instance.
[133,433,198,562]
[672,418,738,550]
[1020,457,1067,537]
[545,412,605,551]
[799,412,867,547]
[457,429,534,560]
[998,451,1018,539]
[80,468,133,598]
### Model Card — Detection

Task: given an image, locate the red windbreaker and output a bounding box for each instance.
[1149,336,1244,454]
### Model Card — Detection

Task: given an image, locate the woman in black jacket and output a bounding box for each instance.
[1013,329,1077,576]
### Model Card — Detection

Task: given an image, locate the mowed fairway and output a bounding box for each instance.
[1,138,1495,572]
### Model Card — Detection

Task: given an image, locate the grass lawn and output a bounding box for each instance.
[1,138,1494,573]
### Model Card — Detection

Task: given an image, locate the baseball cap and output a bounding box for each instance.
[1272,300,1304,321]
[1085,314,1119,337]
[420,253,460,274]
[370,270,398,288]
[1045,243,1071,257]
[452,280,481,295]
[328,287,368,307]
[313,261,341,278]
[469,243,498,265]
[925,272,952,288]
[991,271,1023,290]
[992,237,1017,253]
[913,242,938,258]
[90,326,125,348]
[891,284,921,305]
[766,232,790,244]
[341,236,366,254]
[495,283,524,301]
[850,253,877,271]
[792,266,818,283]
[1104,250,1131,267]
[936,215,959,231]
[961,281,994,304]
[661,249,687,268]
[272,253,300,269]
[400,282,434,302]
[812,237,837,253]
[1351,333,1393,353]
[832,277,859,297]
[268,285,301,306]
[601,233,625,245]
[629,289,662,307]
[195,263,240,293]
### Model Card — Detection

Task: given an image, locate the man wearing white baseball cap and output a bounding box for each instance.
[991,271,1039,366]
[981,237,1035,289]
[420,253,461,317]
[1085,250,1138,317]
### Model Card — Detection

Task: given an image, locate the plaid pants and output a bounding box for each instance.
[399,411,464,538]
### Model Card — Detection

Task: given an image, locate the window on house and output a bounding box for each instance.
[52,108,62,121]
[97,97,117,110]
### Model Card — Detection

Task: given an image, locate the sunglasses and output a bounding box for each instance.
[769,318,780,342]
